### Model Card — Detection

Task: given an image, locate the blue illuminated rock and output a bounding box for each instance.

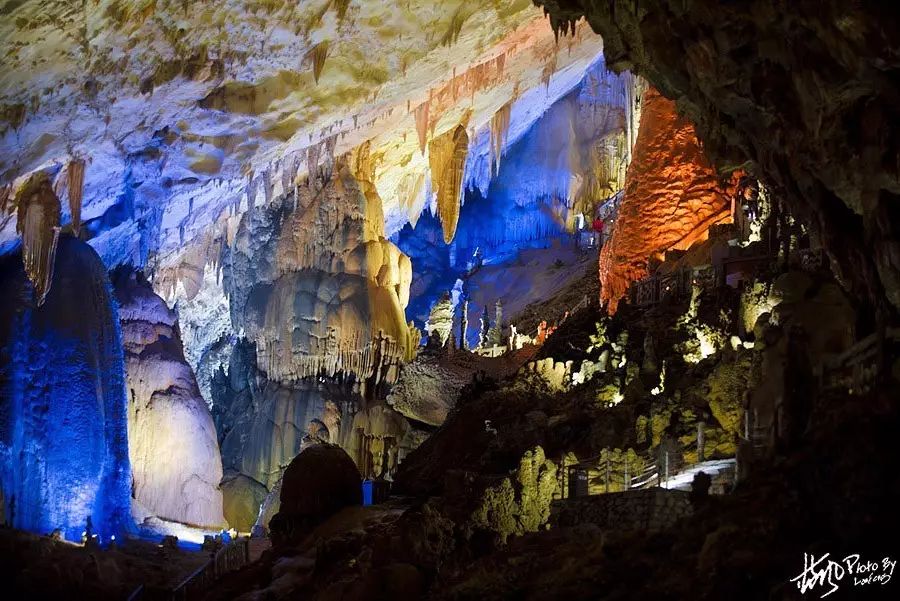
[0,236,132,541]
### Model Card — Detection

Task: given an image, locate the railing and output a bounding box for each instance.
[169,537,251,601]
[631,266,709,307]
[473,344,507,358]
[562,422,735,499]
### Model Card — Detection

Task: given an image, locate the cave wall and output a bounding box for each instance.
[599,86,731,312]
[0,237,132,541]
[536,0,900,314]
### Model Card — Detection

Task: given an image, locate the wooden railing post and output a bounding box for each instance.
[697,421,705,462]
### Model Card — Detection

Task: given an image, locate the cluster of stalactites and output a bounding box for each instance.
[411,50,509,155]
[256,328,413,393]
[15,172,62,306]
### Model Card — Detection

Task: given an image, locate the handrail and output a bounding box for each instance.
[169,537,250,600]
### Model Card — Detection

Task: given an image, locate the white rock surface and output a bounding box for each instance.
[115,271,226,528]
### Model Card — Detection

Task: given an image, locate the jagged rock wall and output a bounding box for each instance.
[599,87,731,312]
[536,0,900,314]
[0,236,132,541]
[113,270,225,528]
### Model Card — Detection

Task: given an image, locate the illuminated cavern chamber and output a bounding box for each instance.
[0,50,644,538]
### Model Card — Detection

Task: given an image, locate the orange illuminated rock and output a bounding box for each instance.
[599,87,731,312]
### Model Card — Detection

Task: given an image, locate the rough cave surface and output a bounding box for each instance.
[537,0,900,314]
[599,86,731,312]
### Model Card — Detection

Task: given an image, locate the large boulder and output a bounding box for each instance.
[279,444,362,518]
[269,444,361,546]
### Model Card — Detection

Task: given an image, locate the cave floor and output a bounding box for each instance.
[0,526,211,600]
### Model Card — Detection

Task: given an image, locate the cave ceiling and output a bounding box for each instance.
[0,0,605,282]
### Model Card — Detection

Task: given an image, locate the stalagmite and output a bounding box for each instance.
[490,102,512,175]
[15,172,61,306]
[428,123,469,244]
[66,158,85,236]
[308,41,330,84]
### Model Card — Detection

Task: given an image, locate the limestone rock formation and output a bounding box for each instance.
[429,123,470,244]
[220,471,268,533]
[471,446,559,544]
[218,376,331,491]
[12,172,61,306]
[113,271,225,528]
[387,356,473,426]
[0,237,132,540]
[599,87,731,312]
[0,1,606,289]
[226,156,416,392]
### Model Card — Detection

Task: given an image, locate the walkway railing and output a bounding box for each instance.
[562,423,736,499]
[169,537,250,600]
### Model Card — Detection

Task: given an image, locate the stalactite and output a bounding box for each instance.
[429,122,470,243]
[281,159,292,194]
[414,100,430,155]
[261,169,273,205]
[440,6,468,47]
[541,52,558,90]
[15,172,61,306]
[245,172,258,207]
[307,142,322,188]
[396,171,425,225]
[490,102,512,175]
[307,41,330,84]
[66,158,85,236]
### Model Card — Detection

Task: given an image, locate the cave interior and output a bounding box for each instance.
[0,1,898,600]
